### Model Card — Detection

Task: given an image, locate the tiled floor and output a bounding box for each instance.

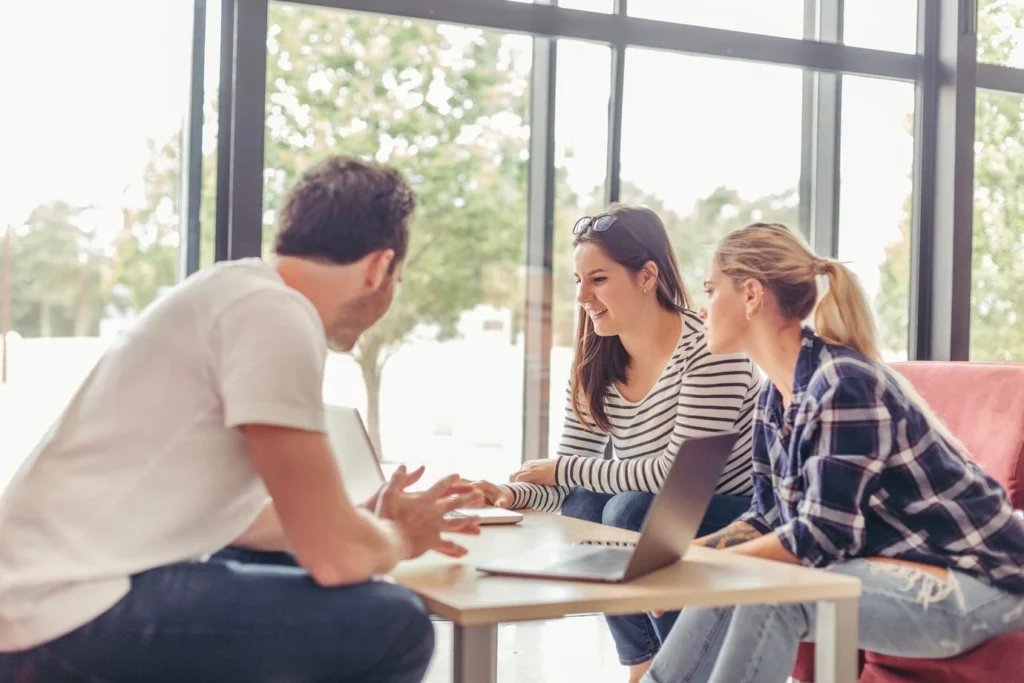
[424,615,627,683]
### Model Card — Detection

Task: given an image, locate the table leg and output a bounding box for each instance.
[453,624,497,683]
[815,597,859,683]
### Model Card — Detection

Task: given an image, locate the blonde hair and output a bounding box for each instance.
[714,222,965,451]
[714,222,880,361]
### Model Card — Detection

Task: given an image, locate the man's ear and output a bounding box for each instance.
[743,278,764,320]
[364,249,395,290]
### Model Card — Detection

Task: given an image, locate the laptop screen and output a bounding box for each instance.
[325,405,386,504]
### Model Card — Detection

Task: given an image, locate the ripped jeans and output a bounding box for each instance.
[643,559,1024,683]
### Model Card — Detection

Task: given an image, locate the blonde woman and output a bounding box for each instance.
[641,223,1024,683]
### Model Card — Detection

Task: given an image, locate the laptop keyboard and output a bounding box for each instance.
[551,547,631,574]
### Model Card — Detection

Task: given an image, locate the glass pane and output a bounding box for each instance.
[838,76,915,362]
[844,1,917,54]
[264,3,529,481]
[971,89,1024,361]
[0,0,192,484]
[620,49,802,292]
[628,0,803,39]
[559,0,615,12]
[508,0,613,10]
[978,0,1024,67]
[549,40,611,460]
[200,0,223,270]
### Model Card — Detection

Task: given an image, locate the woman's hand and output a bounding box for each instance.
[458,479,515,509]
[509,459,557,486]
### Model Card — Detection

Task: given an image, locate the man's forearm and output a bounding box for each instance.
[354,509,411,574]
[694,521,763,549]
[231,501,291,552]
[229,502,405,571]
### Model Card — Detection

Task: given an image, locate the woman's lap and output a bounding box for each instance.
[559,486,752,666]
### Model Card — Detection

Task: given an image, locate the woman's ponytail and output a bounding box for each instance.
[814,260,881,363]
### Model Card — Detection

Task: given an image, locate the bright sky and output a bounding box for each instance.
[0,0,932,304]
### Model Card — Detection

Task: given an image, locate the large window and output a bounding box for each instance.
[549,40,611,457]
[971,88,1024,361]
[838,76,916,361]
[262,3,530,482]
[619,49,803,292]
[0,0,193,484]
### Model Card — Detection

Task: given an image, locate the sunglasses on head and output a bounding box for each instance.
[573,213,618,235]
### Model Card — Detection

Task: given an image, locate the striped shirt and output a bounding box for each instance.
[508,311,762,512]
[739,328,1024,593]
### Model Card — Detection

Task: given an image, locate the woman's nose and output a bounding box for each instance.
[576,284,592,304]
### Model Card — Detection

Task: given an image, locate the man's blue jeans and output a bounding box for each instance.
[560,487,752,666]
[0,548,435,683]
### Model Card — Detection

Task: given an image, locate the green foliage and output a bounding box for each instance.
[874,0,1024,361]
[263,7,529,348]
[6,201,105,337]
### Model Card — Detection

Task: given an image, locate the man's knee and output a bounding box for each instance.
[367,582,435,677]
[602,492,655,531]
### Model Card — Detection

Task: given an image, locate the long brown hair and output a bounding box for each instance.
[570,204,692,432]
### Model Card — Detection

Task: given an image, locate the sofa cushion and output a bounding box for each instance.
[861,630,1024,683]
[794,626,1024,683]
[890,362,1024,507]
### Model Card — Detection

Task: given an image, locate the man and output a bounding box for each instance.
[0,156,481,682]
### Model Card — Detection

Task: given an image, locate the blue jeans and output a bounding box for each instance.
[642,558,1024,683]
[560,487,752,666]
[0,547,435,683]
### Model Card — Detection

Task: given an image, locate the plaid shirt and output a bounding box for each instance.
[739,328,1024,593]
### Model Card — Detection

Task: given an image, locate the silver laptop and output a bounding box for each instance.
[326,405,524,526]
[475,431,740,582]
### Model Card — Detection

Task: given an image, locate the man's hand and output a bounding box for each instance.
[362,465,427,512]
[509,458,557,486]
[376,466,485,559]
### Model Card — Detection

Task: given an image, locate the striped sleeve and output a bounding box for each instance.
[555,345,755,495]
[505,381,610,512]
[504,481,571,513]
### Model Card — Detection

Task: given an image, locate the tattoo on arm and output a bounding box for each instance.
[696,521,762,549]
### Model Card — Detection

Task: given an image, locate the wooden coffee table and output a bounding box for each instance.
[391,511,861,683]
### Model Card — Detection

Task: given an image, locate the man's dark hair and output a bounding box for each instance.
[273,156,416,267]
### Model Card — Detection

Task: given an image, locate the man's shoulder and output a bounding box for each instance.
[185,258,282,295]
[183,259,314,318]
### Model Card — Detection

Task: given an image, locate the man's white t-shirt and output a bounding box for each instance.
[0,258,328,652]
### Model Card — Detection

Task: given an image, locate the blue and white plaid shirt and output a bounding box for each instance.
[739,328,1024,593]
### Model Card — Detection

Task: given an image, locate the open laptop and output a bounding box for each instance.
[475,431,740,582]
[326,405,524,526]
